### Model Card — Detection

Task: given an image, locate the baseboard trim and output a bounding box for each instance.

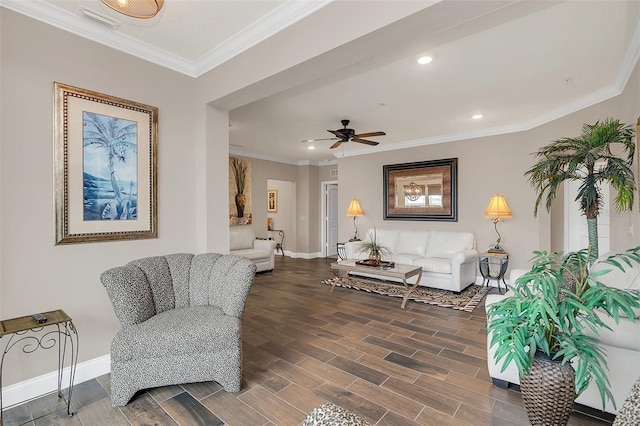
[282,251,323,259]
[2,354,111,408]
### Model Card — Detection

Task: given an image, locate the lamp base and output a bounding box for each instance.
[488,246,505,253]
[349,238,361,242]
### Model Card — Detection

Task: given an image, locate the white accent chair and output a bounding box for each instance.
[229,227,276,272]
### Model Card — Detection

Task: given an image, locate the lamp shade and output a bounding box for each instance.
[484,194,512,220]
[346,199,364,217]
[101,0,164,18]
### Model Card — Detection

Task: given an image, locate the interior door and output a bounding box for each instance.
[326,184,339,256]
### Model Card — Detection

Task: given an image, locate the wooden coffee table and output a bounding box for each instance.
[330,260,423,309]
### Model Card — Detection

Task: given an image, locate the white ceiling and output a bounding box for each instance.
[3,0,639,165]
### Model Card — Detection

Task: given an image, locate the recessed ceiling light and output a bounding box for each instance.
[472,114,483,120]
[308,146,315,150]
[417,56,433,65]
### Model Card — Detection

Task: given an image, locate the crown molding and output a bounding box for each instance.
[230,147,299,165]
[615,20,640,91]
[0,0,195,74]
[230,147,336,166]
[337,26,640,160]
[0,0,331,78]
[338,82,626,159]
[192,0,332,77]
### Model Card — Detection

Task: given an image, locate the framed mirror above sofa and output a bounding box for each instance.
[383,158,458,221]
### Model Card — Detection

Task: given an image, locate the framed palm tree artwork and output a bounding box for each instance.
[54,83,158,244]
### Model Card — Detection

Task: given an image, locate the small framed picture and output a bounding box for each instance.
[267,189,278,213]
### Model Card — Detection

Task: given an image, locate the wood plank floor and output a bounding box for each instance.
[4,256,614,425]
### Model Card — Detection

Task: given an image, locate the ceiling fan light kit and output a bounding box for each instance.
[100,0,164,19]
[303,119,386,149]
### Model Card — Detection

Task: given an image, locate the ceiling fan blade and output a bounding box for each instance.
[301,137,339,142]
[329,141,343,149]
[355,131,386,138]
[352,138,379,146]
[328,130,344,137]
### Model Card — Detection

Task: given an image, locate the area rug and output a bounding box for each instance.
[321,276,491,312]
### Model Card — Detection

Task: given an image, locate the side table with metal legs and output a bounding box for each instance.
[479,251,509,294]
[0,310,79,423]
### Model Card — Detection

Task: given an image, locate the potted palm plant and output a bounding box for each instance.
[487,247,640,425]
[359,227,390,264]
[525,118,636,263]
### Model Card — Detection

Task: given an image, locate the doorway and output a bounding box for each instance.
[322,182,338,257]
[267,179,296,255]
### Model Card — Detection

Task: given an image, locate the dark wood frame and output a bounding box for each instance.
[383,158,458,221]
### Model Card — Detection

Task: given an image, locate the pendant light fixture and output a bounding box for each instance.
[403,181,422,201]
[100,0,164,19]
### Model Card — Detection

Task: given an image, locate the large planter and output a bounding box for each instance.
[520,352,576,425]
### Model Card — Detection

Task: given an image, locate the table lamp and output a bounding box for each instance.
[484,194,512,253]
[346,199,364,241]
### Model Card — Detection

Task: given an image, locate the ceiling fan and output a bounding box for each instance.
[302,119,386,149]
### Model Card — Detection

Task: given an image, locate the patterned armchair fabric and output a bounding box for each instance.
[613,376,640,425]
[303,402,371,426]
[101,253,256,406]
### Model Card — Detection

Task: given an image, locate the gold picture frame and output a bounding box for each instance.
[54,83,158,244]
[267,189,278,213]
[383,158,458,221]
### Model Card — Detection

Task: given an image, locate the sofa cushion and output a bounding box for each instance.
[111,305,240,362]
[129,256,175,315]
[365,228,398,253]
[414,257,452,274]
[390,254,424,266]
[232,248,271,261]
[591,314,640,352]
[425,231,475,258]
[591,253,640,319]
[394,231,428,257]
[164,253,195,309]
[230,227,256,251]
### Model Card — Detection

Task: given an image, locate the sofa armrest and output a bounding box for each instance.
[447,249,478,292]
[254,239,276,251]
[344,240,366,260]
[451,249,478,266]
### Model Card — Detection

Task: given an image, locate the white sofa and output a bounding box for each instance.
[486,256,640,415]
[343,228,478,292]
[229,227,276,272]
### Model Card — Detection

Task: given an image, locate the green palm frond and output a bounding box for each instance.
[487,247,640,410]
[525,118,635,217]
[524,118,635,260]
